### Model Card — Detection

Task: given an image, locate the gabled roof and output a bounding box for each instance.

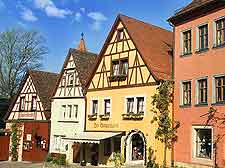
[29,70,59,110]
[5,70,58,120]
[71,49,97,88]
[168,0,225,25]
[52,48,97,97]
[87,14,173,87]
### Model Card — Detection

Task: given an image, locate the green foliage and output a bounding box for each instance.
[46,154,66,166]
[45,154,54,163]
[109,152,124,168]
[151,81,180,167]
[146,147,159,168]
[10,120,20,161]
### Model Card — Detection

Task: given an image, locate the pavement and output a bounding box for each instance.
[0,161,145,168]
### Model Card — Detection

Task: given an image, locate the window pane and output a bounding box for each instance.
[195,129,212,159]
[137,97,144,113]
[92,100,98,114]
[104,99,111,115]
[127,98,134,113]
[121,59,128,75]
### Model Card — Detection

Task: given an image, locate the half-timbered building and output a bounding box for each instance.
[49,36,97,163]
[69,14,173,166]
[5,70,58,162]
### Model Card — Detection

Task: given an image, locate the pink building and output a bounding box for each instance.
[169,0,225,167]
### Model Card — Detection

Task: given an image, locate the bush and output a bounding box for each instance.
[46,153,66,166]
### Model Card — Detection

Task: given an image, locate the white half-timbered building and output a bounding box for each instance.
[5,70,58,162]
[50,36,97,163]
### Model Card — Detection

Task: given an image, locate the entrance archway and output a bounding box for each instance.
[125,130,146,164]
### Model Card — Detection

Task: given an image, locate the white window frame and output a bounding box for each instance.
[90,98,99,115]
[180,28,192,56]
[213,16,225,47]
[102,97,112,116]
[74,105,78,119]
[192,126,213,162]
[61,105,66,119]
[212,74,225,103]
[196,23,208,51]
[124,95,146,115]
[54,136,62,151]
[180,80,192,106]
[195,77,208,105]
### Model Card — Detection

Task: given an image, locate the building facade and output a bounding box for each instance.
[169,1,225,167]
[76,14,173,166]
[5,70,58,162]
[49,37,97,163]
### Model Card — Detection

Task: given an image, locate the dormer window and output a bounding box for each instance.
[112,60,120,76]
[20,96,25,111]
[68,74,74,86]
[31,96,37,111]
[117,29,124,41]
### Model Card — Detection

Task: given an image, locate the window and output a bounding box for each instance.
[104,139,111,156]
[117,29,124,41]
[62,105,66,119]
[194,128,212,159]
[68,74,74,86]
[216,18,225,46]
[137,97,144,114]
[61,77,66,87]
[104,99,111,115]
[112,60,120,76]
[74,105,78,118]
[199,25,208,50]
[198,79,208,104]
[20,96,25,111]
[182,81,191,105]
[121,59,128,75]
[112,58,128,76]
[92,100,98,115]
[68,105,72,118]
[54,136,61,150]
[31,96,37,111]
[183,30,192,55]
[215,76,225,103]
[127,98,134,113]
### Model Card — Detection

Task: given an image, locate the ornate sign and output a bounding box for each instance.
[93,122,119,129]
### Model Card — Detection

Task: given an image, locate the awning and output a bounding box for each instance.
[62,132,122,144]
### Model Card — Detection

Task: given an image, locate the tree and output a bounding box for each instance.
[0,29,48,98]
[151,80,180,168]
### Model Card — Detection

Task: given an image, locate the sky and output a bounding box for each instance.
[0,0,192,73]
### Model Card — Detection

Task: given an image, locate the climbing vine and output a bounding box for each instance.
[10,120,20,161]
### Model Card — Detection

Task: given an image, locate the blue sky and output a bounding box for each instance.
[0,0,191,73]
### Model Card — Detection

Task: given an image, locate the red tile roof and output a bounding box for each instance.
[120,15,173,80]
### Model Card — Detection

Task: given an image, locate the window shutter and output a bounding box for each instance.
[213,21,217,47]
[195,80,199,105]
[180,81,183,105]
[212,77,216,103]
[196,27,199,51]
[180,32,183,55]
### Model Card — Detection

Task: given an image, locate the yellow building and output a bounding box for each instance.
[69,14,173,166]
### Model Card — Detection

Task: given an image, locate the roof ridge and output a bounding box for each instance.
[119,14,172,33]
[29,69,58,75]
[70,48,98,56]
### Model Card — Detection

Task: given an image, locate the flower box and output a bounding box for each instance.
[122,113,144,120]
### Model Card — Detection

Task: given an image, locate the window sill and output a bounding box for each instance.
[88,114,97,120]
[194,103,208,107]
[108,75,127,82]
[58,120,79,123]
[179,104,191,108]
[99,114,110,120]
[122,113,144,120]
[195,48,209,54]
[212,101,225,106]
[192,157,213,165]
[213,43,225,50]
[180,52,192,57]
